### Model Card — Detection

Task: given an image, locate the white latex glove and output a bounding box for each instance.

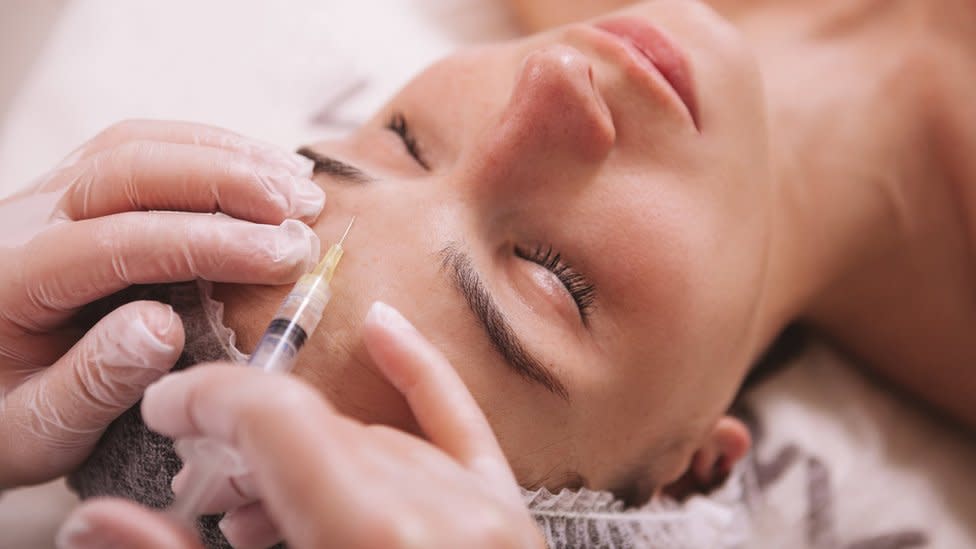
[0,119,325,489]
[56,302,546,549]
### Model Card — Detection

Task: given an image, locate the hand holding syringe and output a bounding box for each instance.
[167,218,355,525]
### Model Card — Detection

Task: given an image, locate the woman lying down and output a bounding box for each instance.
[37,0,976,547]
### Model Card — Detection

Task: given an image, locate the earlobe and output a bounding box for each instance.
[663,416,751,500]
[702,416,752,482]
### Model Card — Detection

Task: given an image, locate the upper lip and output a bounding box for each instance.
[589,16,700,131]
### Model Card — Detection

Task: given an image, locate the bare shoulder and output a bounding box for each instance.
[807,29,976,432]
[925,39,976,255]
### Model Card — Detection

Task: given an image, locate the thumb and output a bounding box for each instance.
[0,301,183,485]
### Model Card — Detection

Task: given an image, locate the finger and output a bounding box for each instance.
[141,364,336,444]
[361,301,517,487]
[63,119,312,175]
[219,502,282,549]
[141,365,357,546]
[0,301,183,487]
[56,498,202,549]
[14,214,319,329]
[55,141,324,224]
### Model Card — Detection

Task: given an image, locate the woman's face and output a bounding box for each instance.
[258,0,771,498]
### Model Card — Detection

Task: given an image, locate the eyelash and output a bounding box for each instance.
[516,244,596,319]
[386,112,430,170]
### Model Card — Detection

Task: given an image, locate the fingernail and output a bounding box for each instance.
[56,512,116,549]
[262,174,326,221]
[217,512,240,542]
[292,178,326,221]
[291,153,315,176]
[275,219,321,271]
[217,516,231,539]
[216,515,252,549]
[170,467,186,495]
[154,304,178,340]
[136,304,178,356]
[366,301,419,336]
[103,305,179,373]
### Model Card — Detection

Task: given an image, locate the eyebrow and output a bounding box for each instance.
[296,147,376,184]
[440,244,570,401]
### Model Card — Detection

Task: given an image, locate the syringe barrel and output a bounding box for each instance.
[249,328,301,373]
[247,274,332,373]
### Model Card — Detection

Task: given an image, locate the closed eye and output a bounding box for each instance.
[386,112,431,171]
[516,244,596,322]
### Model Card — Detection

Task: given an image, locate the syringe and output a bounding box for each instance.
[245,216,355,374]
[167,217,355,525]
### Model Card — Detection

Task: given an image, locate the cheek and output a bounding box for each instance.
[565,195,732,443]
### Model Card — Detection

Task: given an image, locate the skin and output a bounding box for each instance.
[215,0,976,504]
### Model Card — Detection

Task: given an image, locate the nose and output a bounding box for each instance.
[461,44,615,202]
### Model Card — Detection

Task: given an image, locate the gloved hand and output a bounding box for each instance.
[0,119,325,489]
[56,302,546,549]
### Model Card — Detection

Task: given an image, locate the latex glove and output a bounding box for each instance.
[0,119,325,489]
[56,302,546,549]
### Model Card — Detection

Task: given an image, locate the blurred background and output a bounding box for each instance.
[0,0,518,195]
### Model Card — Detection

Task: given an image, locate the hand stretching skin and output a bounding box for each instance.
[56,302,546,549]
[0,120,325,489]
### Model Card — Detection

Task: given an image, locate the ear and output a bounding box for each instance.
[663,416,751,500]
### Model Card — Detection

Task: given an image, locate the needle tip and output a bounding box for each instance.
[338,216,356,246]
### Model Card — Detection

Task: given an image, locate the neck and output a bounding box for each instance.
[740,0,961,343]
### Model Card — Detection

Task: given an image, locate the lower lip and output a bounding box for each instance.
[595,17,699,129]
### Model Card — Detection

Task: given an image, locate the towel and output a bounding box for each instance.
[68,282,248,549]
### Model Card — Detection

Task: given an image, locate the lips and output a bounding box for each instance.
[594,16,699,130]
